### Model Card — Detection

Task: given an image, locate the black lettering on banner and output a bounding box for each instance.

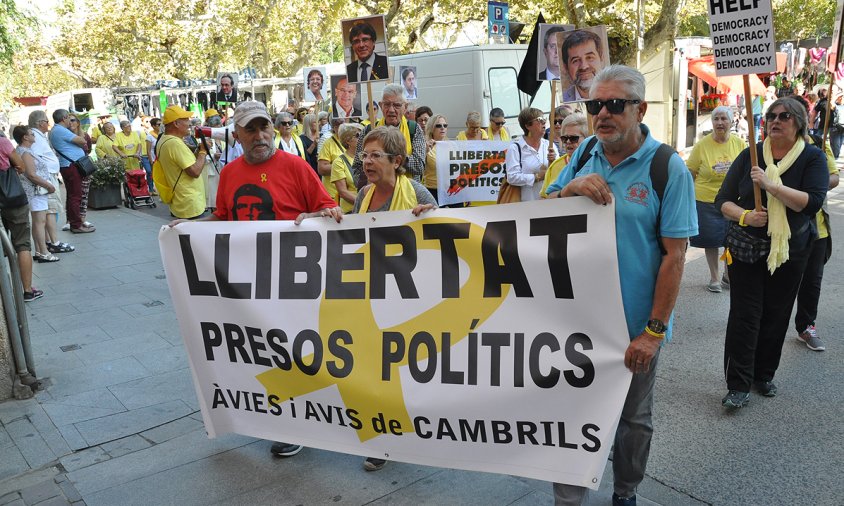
[292,329,323,375]
[266,328,291,370]
[327,330,354,378]
[370,226,419,299]
[347,409,363,429]
[201,321,223,360]
[422,222,470,298]
[460,418,487,442]
[708,0,762,16]
[325,229,366,299]
[215,234,251,299]
[244,326,272,367]
[482,221,532,297]
[513,333,525,388]
[516,421,539,445]
[582,423,601,452]
[440,332,464,384]
[255,232,272,299]
[408,331,437,383]
[481,332,510,386]
[268,394,282,415]
[564,332,595,388]
[492,420,512,444]
[530,215,588,299]
[467,331,478,385]
[438,418,456,440]
[381,331,405,380]
[414,416,432,438]
[179,235,218,296]
[278,231,322,299]
[223,323,252,363]
[557,422,578,449]
[529,332,560,388]
[540,421,556,446]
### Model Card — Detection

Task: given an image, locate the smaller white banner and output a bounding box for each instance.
[707,0,776,77]
[435,140,511,206]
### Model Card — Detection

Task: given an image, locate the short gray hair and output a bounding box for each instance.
[303,113,317,133]
[382,84,406,103]
[711,106,732,121]
[275,112,293,128]
[338,122,364,148]
[561,114,588,137]
[590,64,646,102]
[28,110,47,128]
[466,111,481,124]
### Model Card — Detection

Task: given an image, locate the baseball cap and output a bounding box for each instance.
[232,101,272,127]
[204,109,220,120]
[162,105,194,124]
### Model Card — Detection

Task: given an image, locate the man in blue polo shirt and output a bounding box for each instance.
[545,65,697,506]
[49,108,94,233]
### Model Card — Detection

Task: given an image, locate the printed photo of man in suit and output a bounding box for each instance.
[346,20,388,83]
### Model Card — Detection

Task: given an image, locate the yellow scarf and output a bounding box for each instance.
[376,117,412,154]
[358,174,417,213]
[762,137,804,273]
[487,126,510,141]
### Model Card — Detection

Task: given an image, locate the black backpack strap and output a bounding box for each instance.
[574,136,600,176]
[650,143,675,255]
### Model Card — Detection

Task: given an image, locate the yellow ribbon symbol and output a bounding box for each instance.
[260,173,268,183]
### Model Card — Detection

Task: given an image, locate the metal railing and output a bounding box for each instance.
[0,228,37,398]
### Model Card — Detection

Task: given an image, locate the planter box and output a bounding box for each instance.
[88,184,122,209]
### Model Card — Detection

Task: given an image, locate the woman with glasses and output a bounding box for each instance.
[423,115,449,203]
[687,105,747,293]
[329,123,363,212]
[504,107,557,202]
[456,111,488,140]
[715,97,828,409]
[541,114,587,198]
[415,106,433,133]
[114,120,143,171]
[68,113,95,231]
[12,126,59,263]
[545,105,571,153]
[487,107,510,140]
[95,122,118,160]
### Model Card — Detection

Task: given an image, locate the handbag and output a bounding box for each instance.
[0,168,29,209]
[724,222,771,264]
[54,147,97,177]
[496,177,521,204]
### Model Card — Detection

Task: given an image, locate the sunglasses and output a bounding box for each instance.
[765,111,793,122]
[554,119,564,125]
[491,120,506,126]
[279,121,293,126]
[532,117,547,125]
[434,123,448,129]
[561,135,582,143]
[585,98,641,115]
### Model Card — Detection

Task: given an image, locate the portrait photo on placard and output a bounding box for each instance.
[536,23,575,81]
[216,72,239,104]
[304,66,328,102]
[342,14,389,83]
[330,74,363,119]
[398,66,418,100]
[556,26,610,102]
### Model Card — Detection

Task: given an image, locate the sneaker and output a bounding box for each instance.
[269,442,302,457]
[754,380,778,397]
[722,390,750,409]
[707,281,722,293]
[363,457,387,471]
[23,288,44,302]
[797,325,826,351]
[612,493,637,506]
[61,223,70,231]
[721,272,730,289]
[83,221,93,227]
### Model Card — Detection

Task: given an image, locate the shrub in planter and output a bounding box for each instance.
[89,157,125,189]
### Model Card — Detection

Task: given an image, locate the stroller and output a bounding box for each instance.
[123,170,157,209]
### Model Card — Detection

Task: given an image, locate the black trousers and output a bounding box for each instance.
[724,247,810,392]
[794,237,829,332]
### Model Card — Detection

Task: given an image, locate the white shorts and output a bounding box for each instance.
[29,195,48,212]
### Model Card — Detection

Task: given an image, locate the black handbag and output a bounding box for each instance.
[54,148,97,177]
[724,222,771,264]
[0,167,29,209]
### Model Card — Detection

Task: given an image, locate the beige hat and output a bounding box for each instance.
[232,101,271,127]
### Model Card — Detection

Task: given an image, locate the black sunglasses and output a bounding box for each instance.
[765,111,793,122]
[434,123,448,129]
[585,98,641,115]
[279,121,293,126]
[491,120,506,126]
[561,135,582,143]
[553,119,564,125]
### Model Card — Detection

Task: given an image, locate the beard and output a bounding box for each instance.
[245,143,275,164]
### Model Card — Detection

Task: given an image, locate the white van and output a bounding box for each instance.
[45,88,116,119]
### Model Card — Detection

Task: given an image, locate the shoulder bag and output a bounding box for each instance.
[497,143,522,204]
[0,167,29,209]
[54,147,97,177]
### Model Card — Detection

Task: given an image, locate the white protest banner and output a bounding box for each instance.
[158,199,631,488]
[708,0,776,76]
[435,140,510,205]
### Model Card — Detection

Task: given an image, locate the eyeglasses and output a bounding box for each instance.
[585,99,641,115]
[351,36,373,46]
[532,117,547,125]
[491,120,505,126]
[279,121,293,126]
[554,119,564,125]
[358,151,397,162]
[561,135,582,144]
[434,123,448,129]
[380,101,404,110]
[38,119,48,124]
[69,118,79,123]
[765,111,793,122]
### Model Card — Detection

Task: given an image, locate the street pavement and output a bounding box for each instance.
[0,180,842,505]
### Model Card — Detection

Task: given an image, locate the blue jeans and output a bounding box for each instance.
[753,114,762,143]
[829,130,843,159]
[140,156,154,191]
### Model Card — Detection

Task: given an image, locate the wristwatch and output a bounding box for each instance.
[646,319,667,335]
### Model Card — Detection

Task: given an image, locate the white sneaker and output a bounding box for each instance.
[83,221,93,227]
[61,223,70,231]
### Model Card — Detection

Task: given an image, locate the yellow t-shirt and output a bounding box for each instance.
[686,134,746,203]
[157,134,204,219]
[114,131,144,170]
[541,153,571,197]
[318,135,345,191]
[456,130,489,141]
[330,153,357,213]
[424,147,438,190]
[95,135,117,160]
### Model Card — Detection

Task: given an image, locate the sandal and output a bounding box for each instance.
[71,225,96,234]
[47,242,75,253]
[34,253,60,263]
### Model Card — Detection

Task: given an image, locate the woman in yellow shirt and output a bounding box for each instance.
[329,123,363,212]
[113,120,143,170]
[424,114,449,203]
[95,123,118,160]
[541,114,587,197]
[456,111,488,140]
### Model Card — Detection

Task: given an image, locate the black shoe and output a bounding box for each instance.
[754,380,778,397]
[363,457,387,471]
[612,493,637,506]
[270,442,302,457]
[722,390,750,409]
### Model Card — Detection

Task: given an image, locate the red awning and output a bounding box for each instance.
[688,56,767,96]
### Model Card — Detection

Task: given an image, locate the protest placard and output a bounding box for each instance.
[707,0,776,76]
[435,140,510,205]
[159,199,631,488]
